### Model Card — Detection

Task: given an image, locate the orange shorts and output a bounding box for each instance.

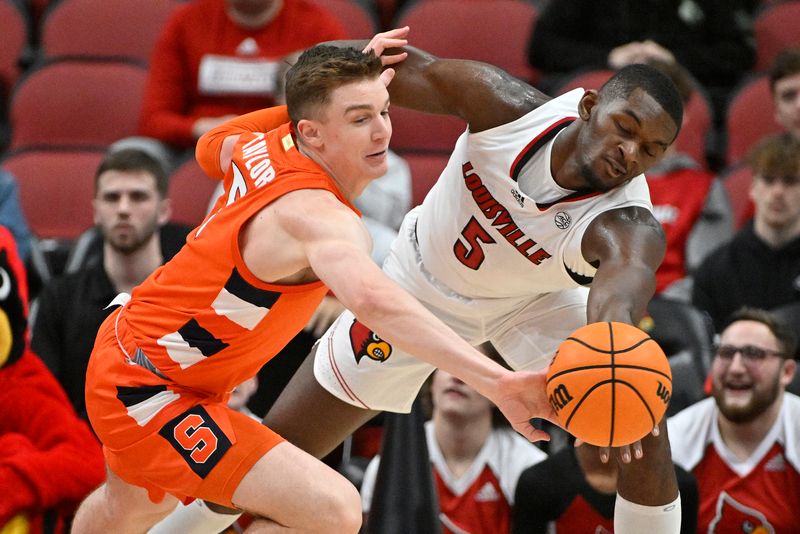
[86,307,283,507]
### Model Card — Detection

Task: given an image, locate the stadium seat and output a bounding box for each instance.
[725,75,784,165]
[40,0,180,63]
[0,149,104,239]
[390,106,466,153]
[168,158,220,227]
[310,0,376,38]
[400,151,451,207]
[642,297,714,416]
[0,0,28,97]
[754,1,800,72]
[555,68,713,168]
[395,0,538,82]
[9,59,147,151]
[719,163,755,229]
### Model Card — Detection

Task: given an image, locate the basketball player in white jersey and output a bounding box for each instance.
[157,28,684,534]
[260,28,684,533]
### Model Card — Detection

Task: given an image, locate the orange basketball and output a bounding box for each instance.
[545,321,672,447]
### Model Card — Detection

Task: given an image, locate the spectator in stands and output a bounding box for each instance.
[527,0,754,116]
[360,364,547,534]
[0,171,31,262]
[30,148,185,420]
[512,441,698,533]
[669,307,800,533]
[692,135,800,332]
[0,225,105,533]
[642,59,733,300]
[138,0,346,153]
[770,48,800,141]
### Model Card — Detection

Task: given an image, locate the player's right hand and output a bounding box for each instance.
[491,369,560,443]
[363,26,410,66]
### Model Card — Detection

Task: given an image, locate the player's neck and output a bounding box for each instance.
[104,235,163,295]
[433,413,492,468]
[547,121,583,190]
[717,394,784,461]
[296,139,366,202]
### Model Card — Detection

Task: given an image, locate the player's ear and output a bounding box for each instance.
[578,90,599,120]
[296,119,323,148]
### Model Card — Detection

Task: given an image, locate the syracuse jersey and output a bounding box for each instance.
[361,421,546,534]
[85,121,357,506]
[123,121,356,397]
[414,89,652,299]
[668,394,800,533]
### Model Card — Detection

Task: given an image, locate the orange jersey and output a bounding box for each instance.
[123,120,358,397]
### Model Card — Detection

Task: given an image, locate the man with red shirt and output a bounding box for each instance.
[668,308,800,533]
[138,0,346,150]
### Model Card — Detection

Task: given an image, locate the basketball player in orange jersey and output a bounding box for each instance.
[250,28,685,534]
[71,45,558,534]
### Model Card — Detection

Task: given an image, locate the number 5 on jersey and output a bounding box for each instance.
[453,216,496,270]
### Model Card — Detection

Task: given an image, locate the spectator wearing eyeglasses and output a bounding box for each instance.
[692,134,800,332]
[668,307,800,533]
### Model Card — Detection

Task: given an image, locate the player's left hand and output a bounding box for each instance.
[304,295,345,338]
[597,424,660,463]
[491,369,561,443]
[363,26,410,66]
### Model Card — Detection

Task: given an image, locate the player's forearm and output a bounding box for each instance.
[586,262,656,325]
[321,255,506,397]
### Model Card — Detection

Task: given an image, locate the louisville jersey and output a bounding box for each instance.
[668,394,800,533]
[414,89,652,299]
[362,422,546,534]
[123,122,357,397]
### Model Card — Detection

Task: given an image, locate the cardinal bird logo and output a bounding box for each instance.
[708,492,774,533]
[349,319,392,364]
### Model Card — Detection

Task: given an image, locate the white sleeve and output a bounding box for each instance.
[360,455,381,513]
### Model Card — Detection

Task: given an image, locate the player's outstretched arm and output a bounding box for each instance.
[266,190,558,441]
[581,206,666,326]
[326,28,549,133]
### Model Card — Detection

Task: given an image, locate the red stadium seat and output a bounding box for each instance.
[0,0,28,96]
[1,149,104,239]
[9,59,148,151]
[725,75,783,166]
[168,158,220,227]
[390,106,466,153]
[400,151,451,207]
[719,163,755,229]
[754,2,800,72]
[555,68,713,167]
[396,0,538,82]
[310,0,376,39]
[40,0,180,63]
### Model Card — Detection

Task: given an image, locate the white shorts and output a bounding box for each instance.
[314,210,589,413]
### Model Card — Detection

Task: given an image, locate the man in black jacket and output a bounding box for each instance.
[693,134,800,331]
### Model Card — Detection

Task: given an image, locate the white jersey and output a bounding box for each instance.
[361,422,546,534]
[415,89,652,299]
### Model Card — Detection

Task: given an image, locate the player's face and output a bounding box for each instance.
[750,173,800,230]
[773,73,800,139]
[711,320,794,423]
[312,78,392,186]
[430,370,494,422]
[93,170,170,255]
[577,89,677,192]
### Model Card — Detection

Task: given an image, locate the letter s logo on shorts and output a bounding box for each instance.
[349,319,392,364]
[159,405,232,479]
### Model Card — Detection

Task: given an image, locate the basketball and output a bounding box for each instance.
[546,321,672,447]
